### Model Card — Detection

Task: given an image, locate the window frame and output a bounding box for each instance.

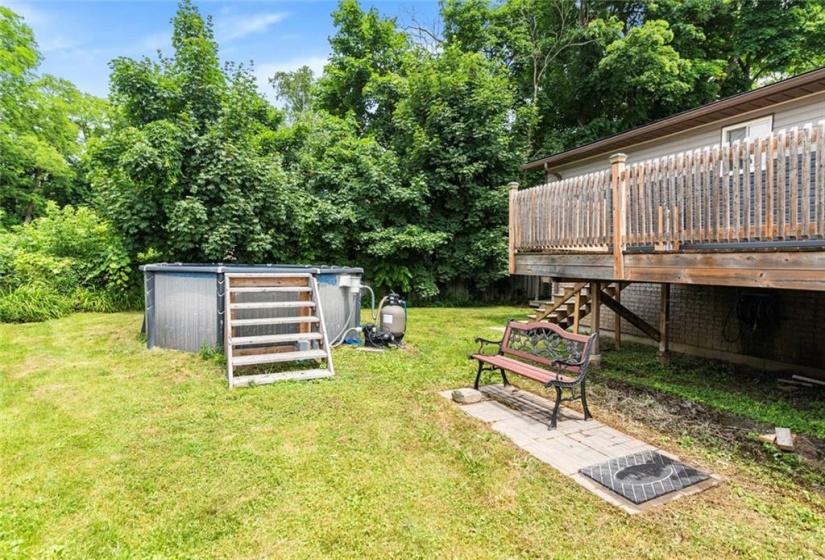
[721,115,774,146]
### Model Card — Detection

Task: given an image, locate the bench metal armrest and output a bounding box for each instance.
[551,358,585,368]
[471,337,503,356]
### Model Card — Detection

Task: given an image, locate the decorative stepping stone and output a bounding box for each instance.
[579,450,709,505]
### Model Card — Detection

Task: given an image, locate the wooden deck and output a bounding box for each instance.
[510,124,825,291]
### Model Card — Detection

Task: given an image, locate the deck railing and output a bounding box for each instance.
[511,169,612,252]
[512,122,825,257]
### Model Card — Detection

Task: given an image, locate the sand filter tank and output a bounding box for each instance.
[378,292,406,341]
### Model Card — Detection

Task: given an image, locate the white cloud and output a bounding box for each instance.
[136,31,172,55]
[217,12,288,43]
[38,35,85,53]
[5,2,88,52]
[4,1,52,28]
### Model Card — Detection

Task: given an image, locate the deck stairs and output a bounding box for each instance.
[224,273,334,388]
[528,281,628,331]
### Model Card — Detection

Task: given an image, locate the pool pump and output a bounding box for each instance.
[363,292,407,348]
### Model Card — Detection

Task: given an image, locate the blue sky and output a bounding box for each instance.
[5,1,441,100]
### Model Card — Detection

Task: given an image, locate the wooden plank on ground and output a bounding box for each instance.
[791,374,825,387]
[775,427,795,451]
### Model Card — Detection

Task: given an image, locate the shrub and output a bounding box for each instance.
[71,287,143,313]
[0,203,140,322]
[0,285,74,323]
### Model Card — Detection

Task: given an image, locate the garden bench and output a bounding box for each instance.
[470,320,597,429]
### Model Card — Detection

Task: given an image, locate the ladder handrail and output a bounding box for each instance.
[225,275,235,388]
[310,276,335,377]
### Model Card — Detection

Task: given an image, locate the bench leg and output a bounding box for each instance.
[580,380,592,421]
[550,386,562,429]
[499,368,510,387]
[473,362,483,390]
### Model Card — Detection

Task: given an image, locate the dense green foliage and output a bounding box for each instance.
[442,0,825,158]
[89,4,292,264]
[0,203,138,321]
[2,0,824,320]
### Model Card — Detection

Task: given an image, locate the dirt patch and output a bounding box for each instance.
[11,356,61,379]
[588,377,825,494]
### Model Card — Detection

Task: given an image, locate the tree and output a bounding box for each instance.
[269,65,315,122]
[391,46,523,295]
[0,7,90,225]
[315,0,410,141]
[90,0,296,263]
[594,19,707,128]
[706,0,825,93]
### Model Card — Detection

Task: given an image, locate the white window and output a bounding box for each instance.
[721,115,773,145]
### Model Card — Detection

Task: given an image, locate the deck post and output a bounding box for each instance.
[508,182,520,274]
[609,154,628,281]
[659,283,671,363]
[573,289,582,334]
[590,281,601,367]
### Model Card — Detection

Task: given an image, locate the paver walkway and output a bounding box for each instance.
[442,384,721,514]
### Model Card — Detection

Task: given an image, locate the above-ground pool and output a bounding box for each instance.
[141,264,363,353]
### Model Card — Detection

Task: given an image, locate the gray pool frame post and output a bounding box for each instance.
[144,270,156,349]
[216,272,226,353]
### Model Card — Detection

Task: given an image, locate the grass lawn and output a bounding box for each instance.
[1,308,823,558]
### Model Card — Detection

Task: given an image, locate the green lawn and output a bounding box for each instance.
[1,309,823,558]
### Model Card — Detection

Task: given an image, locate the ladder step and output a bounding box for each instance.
[230,316,319,327]
[230,301,315,310]
[230,287,311,293]
[231,369,333,387]
[226,273,312,279]
[232,350,328,367]
[230,333,323,346]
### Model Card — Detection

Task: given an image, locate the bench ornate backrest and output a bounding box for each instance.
[500,321,597,382]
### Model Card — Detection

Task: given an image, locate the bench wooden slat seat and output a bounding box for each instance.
[471,354,576,385]
[469,320,598,429]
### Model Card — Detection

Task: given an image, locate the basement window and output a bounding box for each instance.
[721,115,773,145]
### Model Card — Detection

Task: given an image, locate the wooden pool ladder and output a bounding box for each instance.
[224,273,334,388]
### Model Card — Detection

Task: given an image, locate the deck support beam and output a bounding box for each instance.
[600,291,660,343]
[590,281,601,366]
[659,283,671,363]
[514,251,825,292]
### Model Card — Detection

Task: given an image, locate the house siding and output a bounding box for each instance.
[586,283,825,372]
[546,91,825,180]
